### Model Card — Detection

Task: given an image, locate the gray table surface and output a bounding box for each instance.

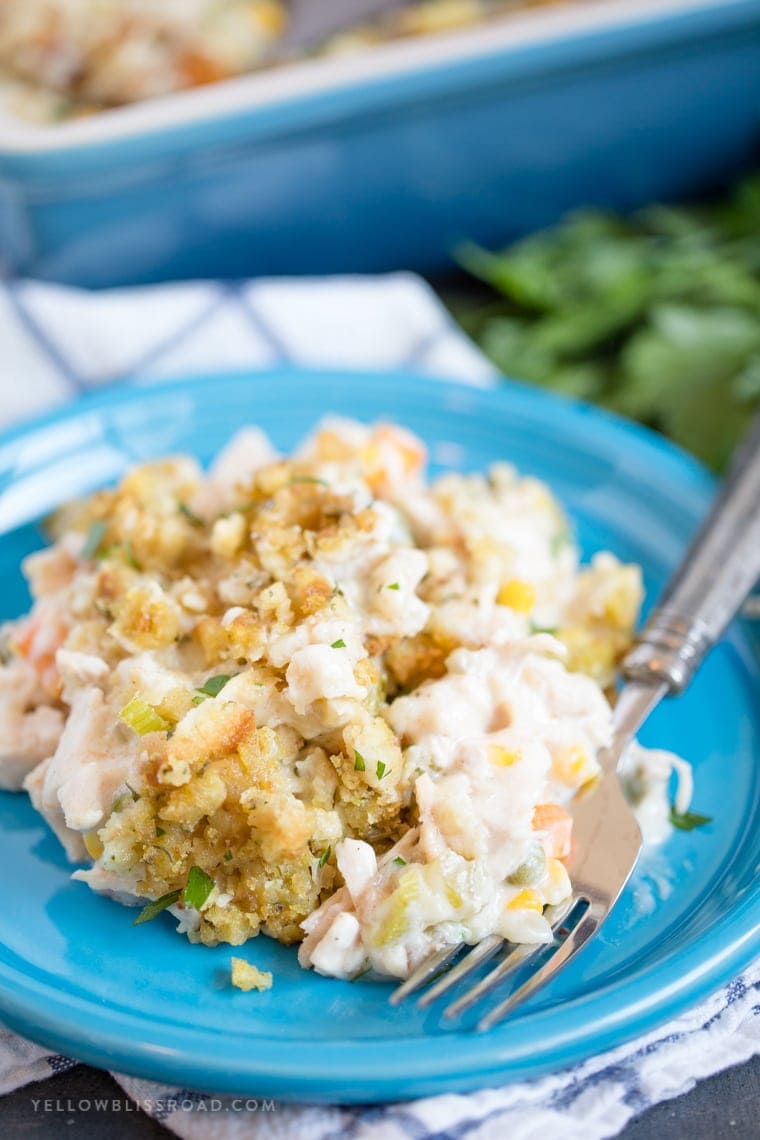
[3,1054,758,1136]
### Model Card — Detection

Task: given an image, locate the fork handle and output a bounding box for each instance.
[623,413,760,693]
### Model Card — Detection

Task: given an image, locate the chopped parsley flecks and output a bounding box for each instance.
[196,674,233,699]
[669,806,713,831]
[133,889,181,926]
[178,501,203,526]
[183,865,215,910]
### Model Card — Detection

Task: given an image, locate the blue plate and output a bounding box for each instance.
[0,370,758,1102]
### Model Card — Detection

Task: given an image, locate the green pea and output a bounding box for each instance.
[508,844,547,887]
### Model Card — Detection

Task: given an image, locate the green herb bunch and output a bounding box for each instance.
[454,173,760,470]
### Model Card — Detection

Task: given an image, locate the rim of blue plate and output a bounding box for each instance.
[0,366,718,490]
[0,368,757,1101]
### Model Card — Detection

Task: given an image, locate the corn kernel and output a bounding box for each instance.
[496,579,536,614]
[489,745,521,768]
[554,744,595,787]
[506,889,543,913]
[84,831,104,860]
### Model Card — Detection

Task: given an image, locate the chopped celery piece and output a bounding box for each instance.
[118,696,171,735]
[373,868,421,947]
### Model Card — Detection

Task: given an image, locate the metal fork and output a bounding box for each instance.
[391,412,760,1030]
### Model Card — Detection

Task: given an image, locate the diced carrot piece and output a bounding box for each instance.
[180,52,228,87]
[361,424,426,495]
[13,617,38,658]
[372,424,426,473]
[12,614,67,697]
[532,802,573,860]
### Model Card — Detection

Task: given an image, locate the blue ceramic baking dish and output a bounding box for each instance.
[0,0,759,288]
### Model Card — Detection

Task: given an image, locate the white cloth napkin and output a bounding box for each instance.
[0,273,757,1139]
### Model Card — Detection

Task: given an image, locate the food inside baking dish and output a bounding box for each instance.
[0,418,692,980]
[0,1,575,122]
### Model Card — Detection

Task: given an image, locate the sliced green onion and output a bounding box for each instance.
[374,869,419,947]
[318,846,332,868]
[669,806,712,831]
[331,639,346,649]
[82,520,107,560]
[156,826,166,838]
[393,856,407,867]
[354,750,366,772]
[386,582,400,591]
[224,850,233,862]
[133,889,181,926]
[183,865,215,910]
[376,760,387,780]
[118,696,171,736]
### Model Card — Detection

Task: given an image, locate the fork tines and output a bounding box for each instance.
[476,904,597,1032]
[390,896,590,1029]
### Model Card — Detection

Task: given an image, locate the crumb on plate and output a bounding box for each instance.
[231,956,273,992]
